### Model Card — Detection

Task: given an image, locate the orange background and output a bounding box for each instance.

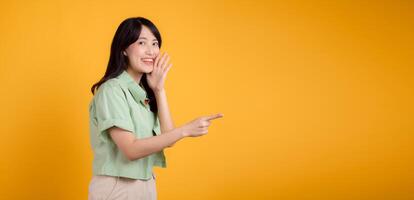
[0,0,413,199]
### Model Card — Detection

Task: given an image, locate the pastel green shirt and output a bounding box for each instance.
[88,70,167,180]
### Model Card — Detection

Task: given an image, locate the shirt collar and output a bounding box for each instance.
[117,70,148,105]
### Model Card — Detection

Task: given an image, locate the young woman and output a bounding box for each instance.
[87,17,223,200]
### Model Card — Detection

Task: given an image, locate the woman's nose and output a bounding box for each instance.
[146,46,156,55]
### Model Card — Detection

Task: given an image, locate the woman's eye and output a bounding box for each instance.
[153,42,159,46]
[139,41,145,45]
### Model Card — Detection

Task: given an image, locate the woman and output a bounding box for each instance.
[88,17,223,200]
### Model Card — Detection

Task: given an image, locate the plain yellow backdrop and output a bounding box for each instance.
[0,0,413,199]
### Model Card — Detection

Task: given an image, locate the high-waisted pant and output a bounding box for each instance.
[88,173,157,200]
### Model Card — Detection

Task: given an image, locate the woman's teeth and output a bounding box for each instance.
[142,58,153,65]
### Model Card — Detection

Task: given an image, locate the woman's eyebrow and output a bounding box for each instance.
[138,37,157,41]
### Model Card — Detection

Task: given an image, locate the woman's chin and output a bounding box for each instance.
[137,64,153,74]
[145,66,153,73]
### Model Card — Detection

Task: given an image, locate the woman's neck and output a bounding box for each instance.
[126,67,143,84]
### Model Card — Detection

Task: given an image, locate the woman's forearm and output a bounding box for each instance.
[129,127,184,160]
[155,89,175,132]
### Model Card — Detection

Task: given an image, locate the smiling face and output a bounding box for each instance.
[124,25,160,74]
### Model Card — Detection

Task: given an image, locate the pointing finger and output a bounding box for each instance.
[205,113,224,121]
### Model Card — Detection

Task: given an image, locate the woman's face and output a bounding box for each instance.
[124,25,160,74]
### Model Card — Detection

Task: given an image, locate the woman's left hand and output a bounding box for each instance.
[147,52,172,93]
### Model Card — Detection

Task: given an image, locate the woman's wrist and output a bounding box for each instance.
[153,88,165,95]
[175,126,187,138]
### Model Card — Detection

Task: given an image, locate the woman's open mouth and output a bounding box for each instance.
[142,58,154,65]
[143,61,153,65]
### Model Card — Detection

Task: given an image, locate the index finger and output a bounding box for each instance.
[205,113,224,121]
[154,52,164,67]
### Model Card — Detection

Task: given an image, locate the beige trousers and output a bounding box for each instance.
[88,173,157,200]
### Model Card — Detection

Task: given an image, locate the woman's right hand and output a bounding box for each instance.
[180,113,224,137]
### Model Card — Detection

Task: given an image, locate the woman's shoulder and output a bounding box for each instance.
[90,76,131,110]
[90,78,129,108]
[96,78,127,95]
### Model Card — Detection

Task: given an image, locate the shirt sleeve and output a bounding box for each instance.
[94,83,134,133]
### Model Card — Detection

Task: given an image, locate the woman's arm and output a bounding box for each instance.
[109,126,184,161]
[155,89,175,133]
[146,52,174,133]
[109,113,223,161]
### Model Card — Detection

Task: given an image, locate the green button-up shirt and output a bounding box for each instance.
[88,70,167,180]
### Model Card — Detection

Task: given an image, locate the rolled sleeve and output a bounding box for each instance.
[95,83,134,133]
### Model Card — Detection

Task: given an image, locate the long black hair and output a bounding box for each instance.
[91,17,162,113]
